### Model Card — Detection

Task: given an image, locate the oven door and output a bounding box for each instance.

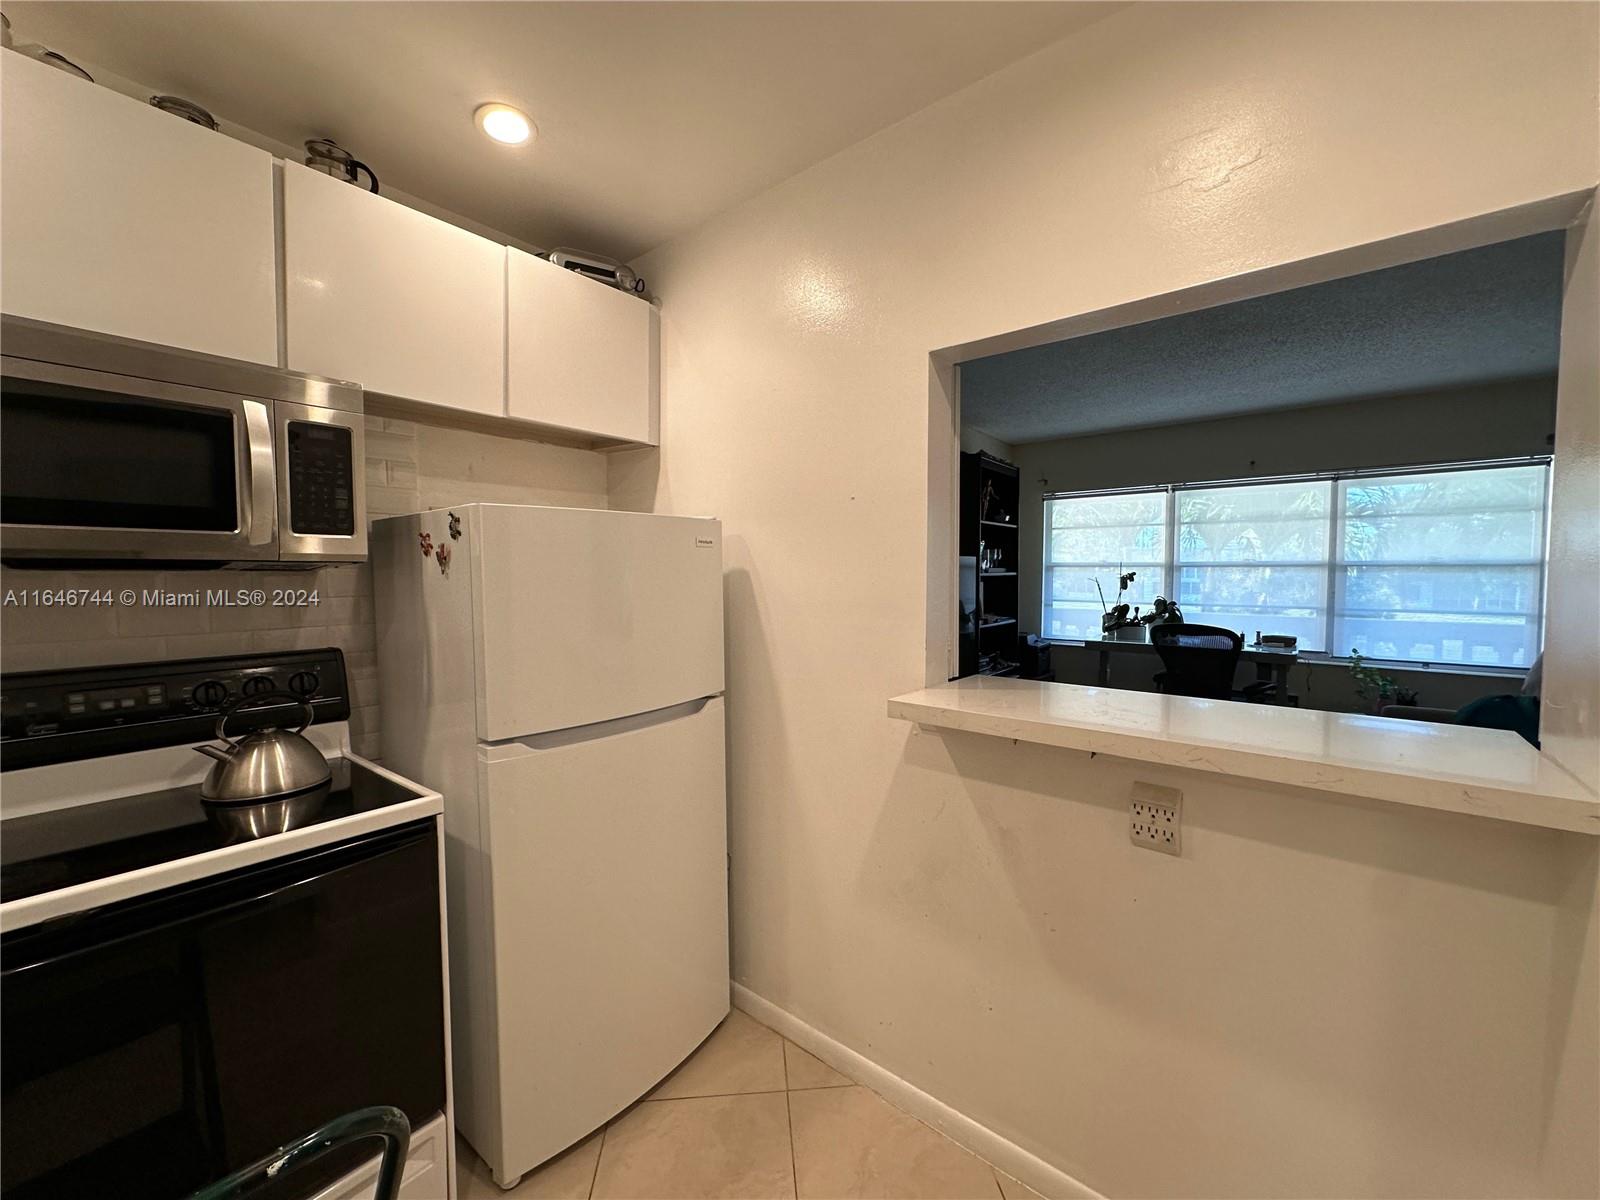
[0,356,277,563]
[0,820,446,1200]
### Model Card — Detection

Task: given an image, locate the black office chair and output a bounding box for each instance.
[1150,623,1275,702]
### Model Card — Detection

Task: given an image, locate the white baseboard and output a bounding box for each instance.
[732,983,1102,1200]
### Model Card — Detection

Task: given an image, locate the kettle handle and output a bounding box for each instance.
[215,690,316,746]
[348,157,380,194]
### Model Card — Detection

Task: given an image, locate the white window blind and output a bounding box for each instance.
[1042,461,1549,666]
[1333,465,1547,667]
[1176,479,1332,651]
[1043,490,1167,640]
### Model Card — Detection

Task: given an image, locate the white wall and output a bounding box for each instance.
[1546,200,1600,793]
[611,3,1600,1196]
[1,416,607,759]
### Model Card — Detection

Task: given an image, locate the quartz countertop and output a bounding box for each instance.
[888,678,1599,835]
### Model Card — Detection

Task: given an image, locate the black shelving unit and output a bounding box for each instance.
[958,450,1021,678]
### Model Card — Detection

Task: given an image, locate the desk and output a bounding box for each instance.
[1089,635,1299,704]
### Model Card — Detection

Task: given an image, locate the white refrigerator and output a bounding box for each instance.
[373,503,729,1190]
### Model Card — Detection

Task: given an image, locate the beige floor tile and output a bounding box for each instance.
[995,1170,1046,1200]
[591,1093,794,1199]
[789,1086,1001,1200]
[783,1040,852,1090]
[650,1009,786,1100]
[457,1130,604,1199]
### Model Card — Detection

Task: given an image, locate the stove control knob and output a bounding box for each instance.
[241,676,274,697]
[193,680,229,708]
[288,671,319,697]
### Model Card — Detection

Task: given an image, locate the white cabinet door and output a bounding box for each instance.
[506,247,658,443]
[283,162,504,415]
[0,52,277,364]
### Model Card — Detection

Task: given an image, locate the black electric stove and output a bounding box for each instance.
[0,756,422,904]
[0,647,422,904]
[0,649,447,1200]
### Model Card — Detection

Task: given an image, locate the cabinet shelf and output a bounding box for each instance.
[961,450,1022,678]
[978,457,1020,479]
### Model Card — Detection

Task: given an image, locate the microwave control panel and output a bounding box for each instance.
[287,421,356,537]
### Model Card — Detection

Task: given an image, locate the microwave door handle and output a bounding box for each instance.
[242,400,276,545]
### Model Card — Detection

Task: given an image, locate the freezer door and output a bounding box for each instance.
[475,696,729,1181]
[473,505,724,740]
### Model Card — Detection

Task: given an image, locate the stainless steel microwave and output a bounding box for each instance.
[1,317,366,566]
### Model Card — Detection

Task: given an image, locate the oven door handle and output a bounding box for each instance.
[241,400,277,546]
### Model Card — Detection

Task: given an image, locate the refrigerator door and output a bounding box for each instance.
[472,505,724,740]
[473,696,729,1181]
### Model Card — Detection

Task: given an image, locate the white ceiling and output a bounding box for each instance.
[961,232,1567,445]
[4,1,1118,260]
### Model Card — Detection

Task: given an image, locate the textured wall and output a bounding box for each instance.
[0,415,607,758]
[613,3,1600,1195]
[957,232,1565,442]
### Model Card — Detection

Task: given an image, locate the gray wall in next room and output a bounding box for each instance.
[1004,376,1556,711]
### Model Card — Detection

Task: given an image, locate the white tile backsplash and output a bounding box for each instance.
[386,461,419,489]
[1,416,611,760]
[365,429,420,466]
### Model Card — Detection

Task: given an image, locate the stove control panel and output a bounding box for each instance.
[1,648,351,770]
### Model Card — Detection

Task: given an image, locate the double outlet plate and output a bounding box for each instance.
[1130,782,1182,855]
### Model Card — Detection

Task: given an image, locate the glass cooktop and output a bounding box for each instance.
[0,758,424,904]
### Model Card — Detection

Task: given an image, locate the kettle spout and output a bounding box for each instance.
[195,744,234,764]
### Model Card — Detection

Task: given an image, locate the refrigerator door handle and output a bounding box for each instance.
[484,696,718,757]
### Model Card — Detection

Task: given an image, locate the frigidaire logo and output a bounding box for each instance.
[695,536,715,548]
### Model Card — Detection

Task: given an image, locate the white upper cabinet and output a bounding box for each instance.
[507,248,659,444]
[283,162,504,415]
[0,51,277,364]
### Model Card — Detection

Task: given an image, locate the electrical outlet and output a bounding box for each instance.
[1129,783,1182,856]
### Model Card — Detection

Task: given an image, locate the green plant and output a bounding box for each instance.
[1348,650,1393,705]
[1347,650,1418,709]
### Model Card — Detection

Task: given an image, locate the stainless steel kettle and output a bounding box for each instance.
[195,692,331,803]
[304,138,380,193]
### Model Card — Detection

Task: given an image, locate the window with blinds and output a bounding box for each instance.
[1041,460,1549,666]
[1043,489,1167,642]
[1334,464,1547,667]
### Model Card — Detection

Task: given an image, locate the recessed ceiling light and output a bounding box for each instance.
[474,103,533,146]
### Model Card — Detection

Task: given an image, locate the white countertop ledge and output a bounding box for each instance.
[888,678,1600,835]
